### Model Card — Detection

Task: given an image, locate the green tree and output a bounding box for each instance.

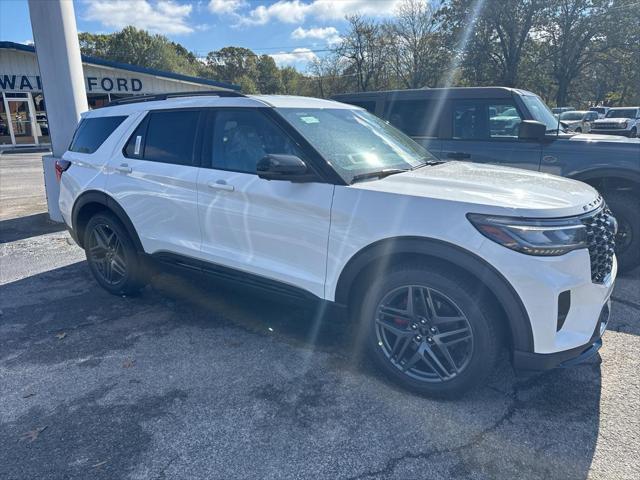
[206,46,258,84]
[256,55,283,94]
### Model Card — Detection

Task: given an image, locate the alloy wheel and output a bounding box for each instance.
[374,285,474,383]
[88,223,127,285]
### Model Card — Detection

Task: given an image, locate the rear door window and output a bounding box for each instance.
[347,100,377,114]
[124,110,200,165]
[144,110,200,165]
[386,100,439,137]
[452,101,487,139]
[69,116,127,153]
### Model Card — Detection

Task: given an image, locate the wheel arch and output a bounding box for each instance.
[334,236,534,353]
[71,190,143,252]
[571,168,640,197]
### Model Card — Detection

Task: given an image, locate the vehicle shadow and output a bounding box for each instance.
[1,263,603,480]
[0,212,66,243]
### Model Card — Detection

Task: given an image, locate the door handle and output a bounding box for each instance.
[207,180,235,192]
[447,152,471,160]
[116,163,132,173]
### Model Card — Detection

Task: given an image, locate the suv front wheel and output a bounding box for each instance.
[359,264,500,397]
[84,212,147,295]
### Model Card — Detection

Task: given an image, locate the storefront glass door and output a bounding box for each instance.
[6,98,37,145]
[0,98,12,145]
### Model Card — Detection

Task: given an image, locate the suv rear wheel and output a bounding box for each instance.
[84,212,147,295]
[358,264,500,397]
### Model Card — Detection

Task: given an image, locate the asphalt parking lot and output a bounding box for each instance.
[1,152,639,480]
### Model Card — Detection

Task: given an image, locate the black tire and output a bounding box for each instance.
[605,191,640,272]
[575,127,582,133]
[84,211,147,295]
[356,264,500,398]
[630,127,637,138]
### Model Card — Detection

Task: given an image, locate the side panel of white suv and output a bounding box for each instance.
[58,93,617,398]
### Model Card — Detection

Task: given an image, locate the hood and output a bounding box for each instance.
[351,161,600,218]
[565,133,640,143]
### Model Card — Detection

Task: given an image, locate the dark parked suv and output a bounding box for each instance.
[333,87,640,271]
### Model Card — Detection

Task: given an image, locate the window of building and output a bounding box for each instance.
[32,93,50,144]
[0,98,11,145]
[69,116,127,154]
[386,100,439,137]
[87,94,111,110]
[210,109,301,174]
[142,110,200,165]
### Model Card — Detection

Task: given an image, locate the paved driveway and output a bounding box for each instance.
[1,153,639,479]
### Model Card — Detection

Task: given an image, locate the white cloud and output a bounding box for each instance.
[208,0,246,15]
[83,0,194,35]
[270,47,318,67]
[237,0,404,26]
[291,26,341,45]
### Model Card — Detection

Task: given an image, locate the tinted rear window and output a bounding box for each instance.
[385,100,440,137]
[69,116,127,154]
[143,110,199,165]
[347,100,376,113]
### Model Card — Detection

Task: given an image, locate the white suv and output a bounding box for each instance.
[58,92,617,397]
[591,106,640,137]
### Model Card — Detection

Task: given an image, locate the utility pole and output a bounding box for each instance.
[28,0,87,222]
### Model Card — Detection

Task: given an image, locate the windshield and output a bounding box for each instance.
[276,107,432,183]
[521,95,560,132]
[560,111,586,121]
[605,109,637,118]
[590,107,606,114]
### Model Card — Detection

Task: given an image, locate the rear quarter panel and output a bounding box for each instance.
[58,112,143,226]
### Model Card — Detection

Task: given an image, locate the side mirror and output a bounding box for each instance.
[518,120,547,141]
[256,154,312,182]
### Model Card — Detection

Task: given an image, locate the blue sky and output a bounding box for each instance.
[0,0,406,70]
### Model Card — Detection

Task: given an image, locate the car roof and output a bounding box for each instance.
[83,94,357,118]
[331,86,535,101]
[608,106,639,109]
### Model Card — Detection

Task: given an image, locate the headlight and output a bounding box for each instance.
[467,213,587,256]
[621,121,628,128]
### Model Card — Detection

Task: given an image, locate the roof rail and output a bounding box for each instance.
[102,90,246,108]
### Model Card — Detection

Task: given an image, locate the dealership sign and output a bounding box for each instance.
[0,74,143,93]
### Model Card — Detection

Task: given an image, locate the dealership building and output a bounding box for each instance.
[0,41,239,148]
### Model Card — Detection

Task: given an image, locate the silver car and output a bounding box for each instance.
[560,110,599,133]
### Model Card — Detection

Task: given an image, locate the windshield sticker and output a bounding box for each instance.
[300,116,320,124]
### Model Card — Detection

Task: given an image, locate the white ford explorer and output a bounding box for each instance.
[57,92,617,397]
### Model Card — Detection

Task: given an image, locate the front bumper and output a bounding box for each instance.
[513,300,610,371]
[590,129,633,137]
[476,237,616,365]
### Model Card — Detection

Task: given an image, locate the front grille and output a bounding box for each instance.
[582,205,616,283]
[593,123,624,129]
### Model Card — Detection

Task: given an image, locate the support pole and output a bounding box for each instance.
[28,0,87,222]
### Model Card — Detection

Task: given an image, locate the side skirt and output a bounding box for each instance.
[148,251,348,316]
